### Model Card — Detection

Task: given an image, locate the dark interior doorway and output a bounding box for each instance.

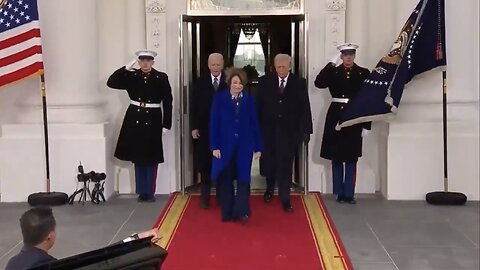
[180,14,309,194]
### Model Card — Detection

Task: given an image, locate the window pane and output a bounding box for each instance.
[233,28,266,78]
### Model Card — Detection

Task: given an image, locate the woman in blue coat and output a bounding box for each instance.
[210,68,263,224]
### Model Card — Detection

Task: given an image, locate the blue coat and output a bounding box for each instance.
[210,90,263,183]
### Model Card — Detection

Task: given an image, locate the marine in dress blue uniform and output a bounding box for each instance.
[107,50,173,202]
[314,43,370,204]
[210,69,263,223]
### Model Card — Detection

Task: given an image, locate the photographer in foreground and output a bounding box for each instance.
[6,206,161,270]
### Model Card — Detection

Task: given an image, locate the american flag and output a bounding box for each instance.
[0,0,43,88]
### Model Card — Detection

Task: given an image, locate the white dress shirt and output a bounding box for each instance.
[211,73,222,85]
[278,74,289,87]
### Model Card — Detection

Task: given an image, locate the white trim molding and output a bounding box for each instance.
[325,0,346,61]
[146,0,166,14]
[326,0,346,11]
[145,0,167,70]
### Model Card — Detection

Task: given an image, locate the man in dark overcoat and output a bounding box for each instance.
[107,50,173,202]
[191,53,227,208]
[257,53,313,212]
[314,43,370,204]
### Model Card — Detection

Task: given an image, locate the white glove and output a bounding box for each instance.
[362,129,369,137]
[162,128,169,134]
[329,52,342,66]
[125,59,137,71]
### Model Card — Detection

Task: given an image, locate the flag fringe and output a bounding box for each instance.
[338,112,397,129]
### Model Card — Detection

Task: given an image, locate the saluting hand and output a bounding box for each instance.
[192,129,200,139]
[254,152,261,159]
[213,150,221,159]
[329,52,342,67]
[125,58,138,71]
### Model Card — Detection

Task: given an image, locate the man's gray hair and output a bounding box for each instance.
[274,54,291,65]
[208,53,224,63]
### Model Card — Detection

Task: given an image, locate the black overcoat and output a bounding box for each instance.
[257,73,313,178]
[314,63,370,162]
[190,74,227,172]
[107,67,173,165]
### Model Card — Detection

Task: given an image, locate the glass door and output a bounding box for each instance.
[179,15,200,194]
[290,14,309,195]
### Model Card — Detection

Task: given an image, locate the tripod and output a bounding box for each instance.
[91,180,106,204]
[68,179,92,205]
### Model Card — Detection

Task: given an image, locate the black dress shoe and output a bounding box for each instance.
[146,196,156,202]
[137,194,147,202]
[336,196,345,204]
[264,191,273,203]
[239,215,249,225]
[346,198,357,204]
[221,216,233,222]
[282,202,293,212]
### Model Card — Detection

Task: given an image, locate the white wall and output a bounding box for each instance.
[1,0,478,201]
[384,0,479,200]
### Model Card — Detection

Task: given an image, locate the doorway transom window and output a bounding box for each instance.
[234,28,266,77]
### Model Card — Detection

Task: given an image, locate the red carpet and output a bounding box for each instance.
[153,193,352,270]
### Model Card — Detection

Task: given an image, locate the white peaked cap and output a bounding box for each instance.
[135,50,158,58]
[336,43,359,52]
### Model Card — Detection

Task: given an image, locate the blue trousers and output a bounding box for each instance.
[217,150,250,220]
[332,161,357,199]
[134,164,158,199]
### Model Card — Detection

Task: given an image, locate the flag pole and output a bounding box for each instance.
[27,74,68,206]
[40,74,51,192]
[425,69,467,205]
[442,70,448,193]
[425,0,466,205]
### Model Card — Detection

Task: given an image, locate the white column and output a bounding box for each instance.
[305,0,329,193]
[146,0,167,70]
[17,0,106,124]
[324,0,346,62]
[126,0,147,55]
[0,0,113,202]
[345,0,369,63]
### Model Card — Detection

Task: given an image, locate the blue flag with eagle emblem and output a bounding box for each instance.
[338,0,446,129]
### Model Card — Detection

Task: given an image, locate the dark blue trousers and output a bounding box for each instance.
[134,164,158,199]
[217,150,250,220]
[332,161,357,200]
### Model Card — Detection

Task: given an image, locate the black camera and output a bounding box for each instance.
[77,171,106,183]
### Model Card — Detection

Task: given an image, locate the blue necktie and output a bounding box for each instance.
[213,77,219,91]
